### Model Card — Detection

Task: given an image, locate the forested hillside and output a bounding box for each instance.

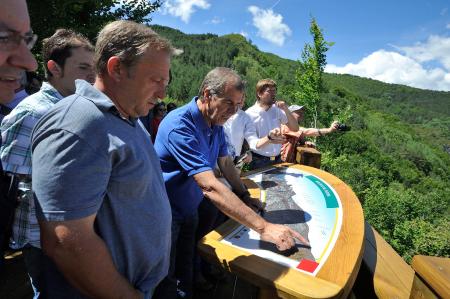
[152,24,450,262]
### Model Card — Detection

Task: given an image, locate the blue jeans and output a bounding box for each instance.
[154,213,198,299]
[22,245,46,299]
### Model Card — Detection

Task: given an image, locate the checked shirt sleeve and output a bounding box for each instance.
[0,109,40,175]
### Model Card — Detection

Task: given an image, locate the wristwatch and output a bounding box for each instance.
[267,134,273,141]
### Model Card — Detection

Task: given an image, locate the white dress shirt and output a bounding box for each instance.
[245,103,288,157]
[223,109,259,158]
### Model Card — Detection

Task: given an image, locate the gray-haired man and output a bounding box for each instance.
[32,20,175,298]
[154,67,308,299]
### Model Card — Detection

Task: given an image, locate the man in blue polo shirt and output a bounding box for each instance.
[154,67,309,299]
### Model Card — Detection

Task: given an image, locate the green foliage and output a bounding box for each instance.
[320,102,450,260]
[316,76,449,261]
[392,218,450,262]
[362,182,450,263]
[324,73,450,120]
[28,0,161,75]
[291,18,334,127]
[151,26,298,105]
[364,184,445,234]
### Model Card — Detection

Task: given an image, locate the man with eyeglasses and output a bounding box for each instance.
[0,0,37,276]
[154,67,308,299]
[245,78,299,170]
[0,0,37,107]
[1,28,94,298]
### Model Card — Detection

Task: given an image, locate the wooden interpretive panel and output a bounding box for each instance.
[198,164,365,299]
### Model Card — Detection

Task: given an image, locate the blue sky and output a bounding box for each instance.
[150,0,450,91]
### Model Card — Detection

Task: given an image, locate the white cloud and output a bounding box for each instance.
[248,5,291,46]
[206,16,223,25]
[325,50,450,91]
[240,31,248,38]
[395,35,450,71]
[163,0,210,23]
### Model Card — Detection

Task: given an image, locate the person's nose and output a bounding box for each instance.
[155,84,166,100]
[9,42,38,72]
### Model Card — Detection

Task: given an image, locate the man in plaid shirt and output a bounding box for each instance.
[0,28,94,298]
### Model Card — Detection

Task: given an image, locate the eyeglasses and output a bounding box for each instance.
[0,30,38,51]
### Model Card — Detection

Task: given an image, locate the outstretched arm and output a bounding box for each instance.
[193,170,309,250]
[302,121,339,137]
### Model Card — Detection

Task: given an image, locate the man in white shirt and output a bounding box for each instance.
[223,103,282,167]
[245,78,298,169]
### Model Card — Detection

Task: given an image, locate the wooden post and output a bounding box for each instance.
[296,146,321,168]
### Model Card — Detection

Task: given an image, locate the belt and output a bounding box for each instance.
[6,173,31,183]
[252,152,280,161]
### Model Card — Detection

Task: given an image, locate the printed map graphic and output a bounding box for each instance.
[221,166,343,276]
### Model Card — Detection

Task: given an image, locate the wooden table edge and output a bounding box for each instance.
[199,163,365,299]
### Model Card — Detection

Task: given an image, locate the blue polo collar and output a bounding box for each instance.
[188,97,215,134]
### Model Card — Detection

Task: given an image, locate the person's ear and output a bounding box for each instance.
[257,90,263,99]
[47,60,62,78]
[106,56,123,82]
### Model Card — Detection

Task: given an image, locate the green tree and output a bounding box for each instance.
[293,17,333,127]
[28,0,162,60]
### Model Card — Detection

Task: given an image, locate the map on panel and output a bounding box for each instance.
[221,166,343,276]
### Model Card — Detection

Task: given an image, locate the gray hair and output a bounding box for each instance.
[95,20,177,76]
[198,67,245,98]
